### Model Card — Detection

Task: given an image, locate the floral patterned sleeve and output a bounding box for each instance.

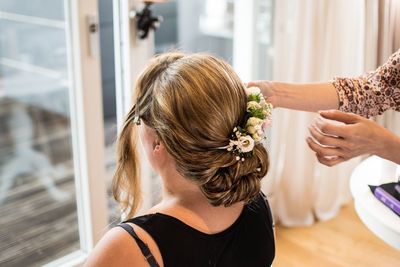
[332,49,400,118]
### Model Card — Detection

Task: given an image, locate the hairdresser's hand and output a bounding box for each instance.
[246,81,278,107]
[306,110,399,166]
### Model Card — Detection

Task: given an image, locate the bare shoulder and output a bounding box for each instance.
[84,224,163,267]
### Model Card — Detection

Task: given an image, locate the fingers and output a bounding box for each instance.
[246,80,274,94]
[316,154,346,167]
[306,137,347,166]
[308,125,344,147]
[318,110,362,124]
[246,80,267,87]
[246,80,276,106]
[313,117,348,137]
[306,137,343,157]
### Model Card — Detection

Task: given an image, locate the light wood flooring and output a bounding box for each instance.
[273,202,400,267]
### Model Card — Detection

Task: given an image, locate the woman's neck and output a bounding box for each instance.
[152,165,234,213]
[146,157,245,234]
[149,167,244,234]
[159,167,208,209]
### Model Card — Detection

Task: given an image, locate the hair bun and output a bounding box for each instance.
[200,144,269,206]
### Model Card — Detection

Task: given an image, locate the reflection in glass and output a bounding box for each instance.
[0,1,79,266]
[154,0,234,62]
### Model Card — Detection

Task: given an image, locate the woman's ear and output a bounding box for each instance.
[153,138,164,154]
[151,140,173,173]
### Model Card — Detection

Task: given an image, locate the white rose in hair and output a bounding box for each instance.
[237,136,255,153]
[247,125,256,134]
[247,101,262,111]
[263,109,271,116]
[247,117,263,127]
[245,86,261,96]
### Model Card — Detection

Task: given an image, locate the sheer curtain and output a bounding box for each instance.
[262,0,368,226]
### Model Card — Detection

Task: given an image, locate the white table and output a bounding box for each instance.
[350,156,400,249]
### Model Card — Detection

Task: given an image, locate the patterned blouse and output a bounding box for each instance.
[332,49,400,118]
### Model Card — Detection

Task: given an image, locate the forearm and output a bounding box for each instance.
[271,82,339,112]
[377,131,400,165]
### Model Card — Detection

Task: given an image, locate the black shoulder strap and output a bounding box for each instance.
[118,223,160,267]
[260,191,275,229]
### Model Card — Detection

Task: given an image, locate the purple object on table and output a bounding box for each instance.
[369,183,400,217]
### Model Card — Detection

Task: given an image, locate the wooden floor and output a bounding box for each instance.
[0,166,80,267]
[273,202,400,267]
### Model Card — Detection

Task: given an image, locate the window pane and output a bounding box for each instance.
[0,1,79,266]
[154,0,234,62]
[0,0,64,20]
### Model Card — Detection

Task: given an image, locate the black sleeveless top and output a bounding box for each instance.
[120,193,275,267]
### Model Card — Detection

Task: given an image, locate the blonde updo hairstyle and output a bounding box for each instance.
[113,52,269,218]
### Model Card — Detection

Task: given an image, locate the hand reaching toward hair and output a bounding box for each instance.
[306,110,400,166]
[247,80,340,112]
[246,81,278,107]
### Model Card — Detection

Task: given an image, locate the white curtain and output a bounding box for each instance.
[261,0,369,226]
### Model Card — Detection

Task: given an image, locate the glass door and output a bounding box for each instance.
[0,0,108,266]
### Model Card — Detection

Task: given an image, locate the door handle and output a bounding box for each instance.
[87,15,99,57]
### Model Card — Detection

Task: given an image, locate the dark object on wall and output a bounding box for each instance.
[134,2,163,39]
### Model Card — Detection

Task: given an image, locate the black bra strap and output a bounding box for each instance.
[260,192,275,229]
[118,223,160,267]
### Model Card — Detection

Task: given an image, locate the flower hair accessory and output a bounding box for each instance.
[220,86,273,161]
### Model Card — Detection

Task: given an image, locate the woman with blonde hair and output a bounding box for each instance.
[85,52,275,267]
